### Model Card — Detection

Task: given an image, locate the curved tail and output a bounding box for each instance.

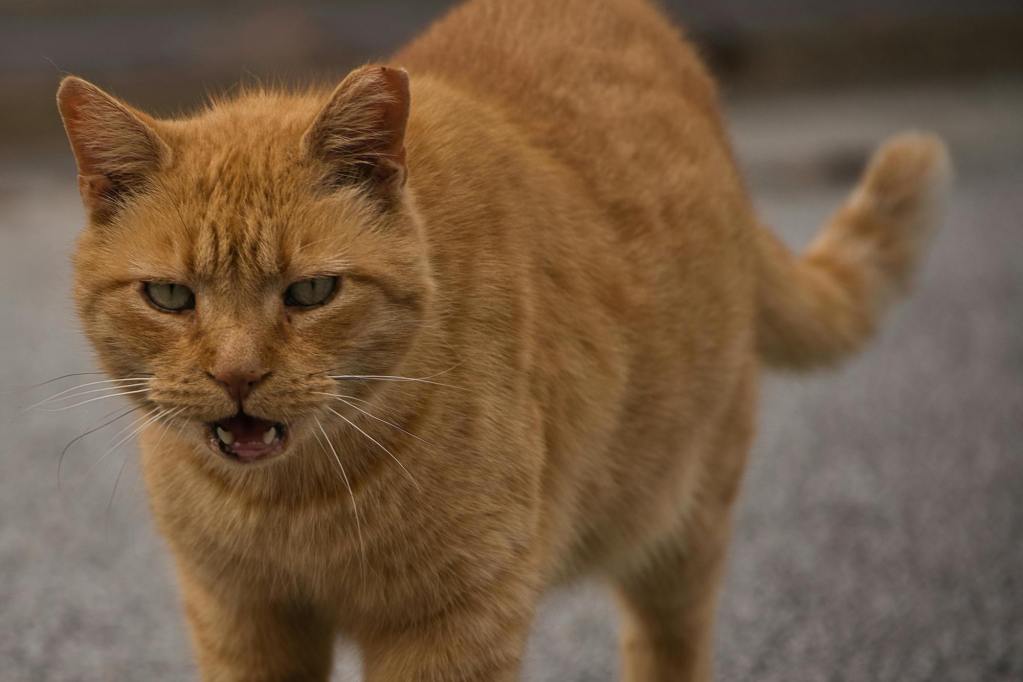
[756,132,952,370]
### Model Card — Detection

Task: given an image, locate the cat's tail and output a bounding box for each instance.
[755,132,951,370]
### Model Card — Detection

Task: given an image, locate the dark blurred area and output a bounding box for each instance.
[3,0,1022,147]
[2,2,1022,681]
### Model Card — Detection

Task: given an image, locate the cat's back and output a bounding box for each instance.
[395,0,746,237]
[396,0,760,578]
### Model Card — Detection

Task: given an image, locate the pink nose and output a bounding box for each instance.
[210,369,269,404]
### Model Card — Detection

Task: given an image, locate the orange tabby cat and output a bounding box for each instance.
[56,0,949,679]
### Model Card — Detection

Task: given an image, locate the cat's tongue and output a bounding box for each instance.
[212,414,284,462]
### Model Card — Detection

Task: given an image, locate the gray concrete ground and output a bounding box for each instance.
[1,79,1021,681]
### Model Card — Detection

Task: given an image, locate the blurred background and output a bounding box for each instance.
[2,1,1021,680]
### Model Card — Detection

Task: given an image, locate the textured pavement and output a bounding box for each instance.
[1,80,1021,681]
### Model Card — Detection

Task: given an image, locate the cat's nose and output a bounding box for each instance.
[209,368,270,404]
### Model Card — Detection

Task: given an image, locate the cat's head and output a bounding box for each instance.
[57,66,433,466]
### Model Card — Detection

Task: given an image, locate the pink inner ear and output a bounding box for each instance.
[376,67,411,162]
[60,86,106,178]
[77,174,114,214]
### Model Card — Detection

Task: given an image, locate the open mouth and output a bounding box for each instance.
[208,413,287,463]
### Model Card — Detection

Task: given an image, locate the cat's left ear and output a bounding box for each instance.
[56,76,171,222]
[301,65,410,202]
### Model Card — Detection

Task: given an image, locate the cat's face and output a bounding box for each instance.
[59,67,431,465]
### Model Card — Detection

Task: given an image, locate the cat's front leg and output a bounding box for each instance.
[177,565,335,682]
[359,584,535,682]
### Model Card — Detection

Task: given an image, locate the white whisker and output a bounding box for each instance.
[33,375,152,393]
[29,371,130,388]
[28,380,153,410]
[412,362,463,381]
[317,390,397,412]
[324,405,421,491]
[103,408,158,450]
[313,417,366,578]
[328,374,460,390]
[316,392,432,449]
[326,392,408,422]
[36,388,152,412]
[84,408,163,480]
[107,407,182,516]
[320,360,462,382]
[58,405,140,491]
[171,414,191,443]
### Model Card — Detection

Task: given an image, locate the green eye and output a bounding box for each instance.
[144,282,195,312]
[285,276,338,307]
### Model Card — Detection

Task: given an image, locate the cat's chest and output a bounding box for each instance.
[147,452,451,607]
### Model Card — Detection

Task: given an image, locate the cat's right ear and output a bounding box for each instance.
[56,76,170,222]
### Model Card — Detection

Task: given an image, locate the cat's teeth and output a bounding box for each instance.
[216,427,235,445]
[262,427,277,445]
